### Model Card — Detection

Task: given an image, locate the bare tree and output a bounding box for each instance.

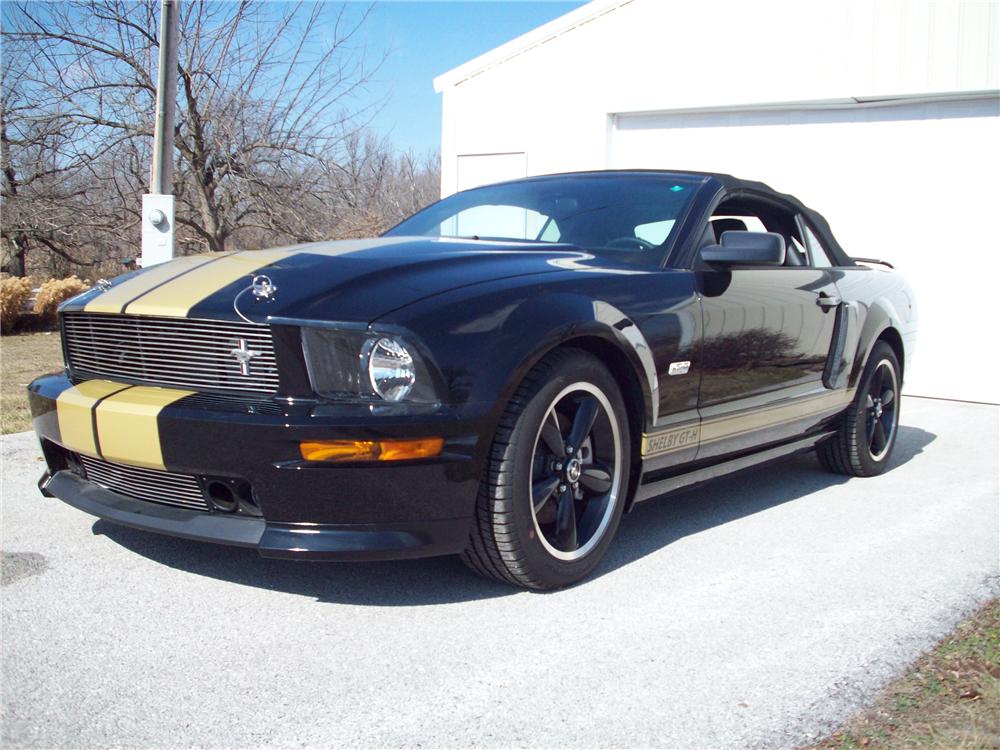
[322,131,441,240]
[1,34,113,276]
[219,132,440,251]
[2,0,388,274]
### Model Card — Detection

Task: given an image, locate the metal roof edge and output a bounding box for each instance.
[609,89,1000,118]
[432,0,632,93]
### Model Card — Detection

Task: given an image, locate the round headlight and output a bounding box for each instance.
[367,337,416,401]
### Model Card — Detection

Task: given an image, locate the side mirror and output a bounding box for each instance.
[700,230,786,266]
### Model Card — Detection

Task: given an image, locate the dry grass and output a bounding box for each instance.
[0,332,64,434]
[806,598,1000,750]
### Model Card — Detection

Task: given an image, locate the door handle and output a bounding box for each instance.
[816,293,841,309]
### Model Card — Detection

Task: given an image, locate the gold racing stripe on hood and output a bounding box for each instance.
[55,380,134,457]
[94,386,195,470]
[87,238,415,318]
[84,254,226,314]
[121,248,294,318]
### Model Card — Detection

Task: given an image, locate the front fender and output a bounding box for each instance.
[377,279,659,439]
[492,293,658,426]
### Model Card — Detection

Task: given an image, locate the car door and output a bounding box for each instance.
[694,200,846,462]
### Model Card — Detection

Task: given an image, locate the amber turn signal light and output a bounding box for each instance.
[299,437,444,463]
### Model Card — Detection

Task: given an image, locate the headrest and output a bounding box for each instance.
[710,218,748,241]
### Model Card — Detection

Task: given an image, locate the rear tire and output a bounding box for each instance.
[818,340,901,477]
[461,348,630,590]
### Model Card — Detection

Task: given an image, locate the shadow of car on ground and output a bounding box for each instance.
[92,425,937,605]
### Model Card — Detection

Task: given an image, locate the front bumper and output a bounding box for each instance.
[29,373,484,560]
[39,470,472,560]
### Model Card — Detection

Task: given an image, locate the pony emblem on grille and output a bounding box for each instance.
[230,339,262,376]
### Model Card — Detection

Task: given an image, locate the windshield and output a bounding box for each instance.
[385,174,701,265]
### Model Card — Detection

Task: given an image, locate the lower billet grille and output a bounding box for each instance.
[78,455,209,512]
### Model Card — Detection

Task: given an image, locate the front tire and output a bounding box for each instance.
[461,349,630,590]
[818,340,901,477]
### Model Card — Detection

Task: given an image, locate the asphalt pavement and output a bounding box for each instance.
[2,396,998,749]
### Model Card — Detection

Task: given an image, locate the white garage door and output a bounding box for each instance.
[611,95,1000,403]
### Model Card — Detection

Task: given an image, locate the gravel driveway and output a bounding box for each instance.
[2,396,997,749]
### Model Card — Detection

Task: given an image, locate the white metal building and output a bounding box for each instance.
[435,0,1000,403]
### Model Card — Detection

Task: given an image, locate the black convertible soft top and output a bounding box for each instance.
[691,170,855,267]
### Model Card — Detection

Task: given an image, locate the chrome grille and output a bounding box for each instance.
[78,455,209,511]
[63,313,279,395]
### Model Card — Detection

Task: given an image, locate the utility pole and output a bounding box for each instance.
[142,0,179,267]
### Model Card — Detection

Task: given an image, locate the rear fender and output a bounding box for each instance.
[850,296,909,389]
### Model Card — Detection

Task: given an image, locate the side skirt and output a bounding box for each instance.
[633,430,836,504]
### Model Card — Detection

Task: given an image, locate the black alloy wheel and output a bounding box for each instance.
[462,348,630,589]
[818,340,901,477]
[864,359,898,461]
[529,383,621,560]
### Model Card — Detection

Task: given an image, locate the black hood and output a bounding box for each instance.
[64,237,616,323]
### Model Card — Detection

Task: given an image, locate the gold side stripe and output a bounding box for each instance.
[83,254,225,314]
[55,380,132,457]
[122,248,294,317]
[700,390,852,445]
[95,386,195,470]
[640,424,700,457]
[642,390,853,458]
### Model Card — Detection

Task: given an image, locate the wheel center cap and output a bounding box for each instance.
[565,458,582,483]
[874,400,883,418]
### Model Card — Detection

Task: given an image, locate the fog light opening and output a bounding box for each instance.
[233,480,261,516]
[206,480,238,512]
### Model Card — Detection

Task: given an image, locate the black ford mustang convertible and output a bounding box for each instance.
[28,170,917,589]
